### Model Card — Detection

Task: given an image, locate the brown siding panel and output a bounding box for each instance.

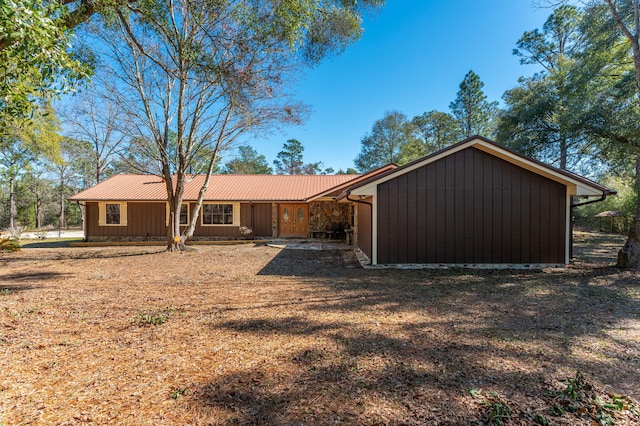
[377,147,567,264]
[86,201,269,240]
[357,201,372,261]
[86,202,167,239]
[242,203,272,237]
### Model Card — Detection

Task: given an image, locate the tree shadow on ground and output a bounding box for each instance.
[20,239,82,249]
[0,247,165,263]
[257,248,359,278]
[196,246,639,424]
[0,271,70,285]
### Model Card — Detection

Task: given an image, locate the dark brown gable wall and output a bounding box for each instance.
[377,147,567,264]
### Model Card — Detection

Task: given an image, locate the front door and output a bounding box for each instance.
[279,203,308,237]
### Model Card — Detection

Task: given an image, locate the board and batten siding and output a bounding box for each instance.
[86,201,272,239]
[240,203,272,237]
[356,199,373,260]
[376,147,567,264]
[86,202,167,239]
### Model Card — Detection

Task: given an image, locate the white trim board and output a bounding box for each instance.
[349,138,608,198]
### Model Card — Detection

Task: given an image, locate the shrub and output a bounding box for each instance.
[0,238,21,252]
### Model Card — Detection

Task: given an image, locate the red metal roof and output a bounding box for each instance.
[69,174,361,202]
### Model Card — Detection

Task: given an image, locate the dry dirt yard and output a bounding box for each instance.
[1,233,639,425]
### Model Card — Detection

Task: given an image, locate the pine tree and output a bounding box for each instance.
[449,70,498,138]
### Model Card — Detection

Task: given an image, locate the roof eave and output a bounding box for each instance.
[346,136,615,197]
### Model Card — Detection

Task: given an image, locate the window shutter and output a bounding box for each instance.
[98,202,105,226]
[120,203,128,226]
[233,202,240,226]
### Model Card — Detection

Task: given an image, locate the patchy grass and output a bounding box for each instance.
[130,305,184,326]
[0,233,638,424]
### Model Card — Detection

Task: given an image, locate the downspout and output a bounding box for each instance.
[569,192,608,259]
[346,191,373,264]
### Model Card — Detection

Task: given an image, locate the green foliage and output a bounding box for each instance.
[575,174,637,231]
[469,372,638,425]
[0,0,91,124]
[170,387,188,399]
[513,5,583,72]
[223,145,273,174]
[499,5,595,171]
[130,306,183,326]
[274,139,304,174]
[273,139,328,174]
[449,70,498,138]
[532,413,551,425]
[476,391,513,425]
[548,372,637,425]
[336,167,358,174]
[407,110,461,158]
[0,238,21,252]
[354,111,418,172]
[499,2,640,177]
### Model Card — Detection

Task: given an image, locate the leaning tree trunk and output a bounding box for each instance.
[617,151,640,268]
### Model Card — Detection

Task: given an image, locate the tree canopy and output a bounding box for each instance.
[87,0,384,250]
[449,70,498,138]
[273,139,329,174]
[224,145,272,174]
[354,111,417,172]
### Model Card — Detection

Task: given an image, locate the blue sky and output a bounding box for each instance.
[239,1,551,172]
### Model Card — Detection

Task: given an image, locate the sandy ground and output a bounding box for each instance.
[0,232,638,425]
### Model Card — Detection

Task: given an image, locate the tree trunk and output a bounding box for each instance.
[59,192,65,229]
[605,0,640,268]
[35,199,41,229]
[9,177,16,229]
[616,151,640,267]
[164,173,189,252]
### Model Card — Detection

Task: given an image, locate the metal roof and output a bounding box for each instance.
[69,174,361,202]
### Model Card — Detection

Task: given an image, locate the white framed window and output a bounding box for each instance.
[98,202,128,226]
[201,203,240,226]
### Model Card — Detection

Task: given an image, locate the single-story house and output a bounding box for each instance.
[339,136,615,267]
[69,136,614,267]
[68,166,395,242]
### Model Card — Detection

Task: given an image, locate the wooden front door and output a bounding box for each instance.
[279,203,308,237]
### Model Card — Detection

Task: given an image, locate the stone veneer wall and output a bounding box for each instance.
[308,201,352,232]
[271,203,278,237]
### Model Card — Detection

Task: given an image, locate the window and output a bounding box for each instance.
[99,202,127,226]
[106,203,121,224]
[179,203,189,225]
[202,204,233,225]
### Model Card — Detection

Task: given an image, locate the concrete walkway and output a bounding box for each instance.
[1,229,85,239]
[266,239,352,251]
